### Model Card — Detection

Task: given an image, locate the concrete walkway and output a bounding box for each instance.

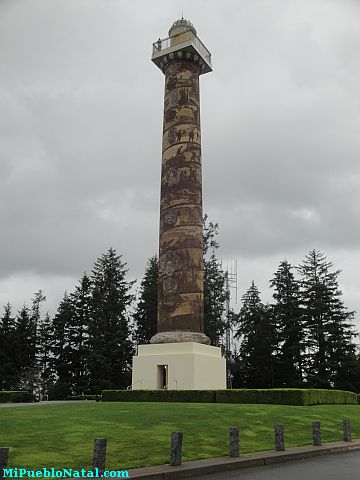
[0,400,93,408]
[127,440,360,480]
[193,450,360,480]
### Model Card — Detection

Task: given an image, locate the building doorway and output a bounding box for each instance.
[157,365,168,389]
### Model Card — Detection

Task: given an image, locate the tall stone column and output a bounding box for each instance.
[149,18,212,345]
[151,58,209,345]
[131,19,226,389]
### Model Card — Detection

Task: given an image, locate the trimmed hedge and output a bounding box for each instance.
[215,389,358,406]
[0,391,34,403]
[102,389,216,403]
[67,395,101,402]
[102,388,357,406]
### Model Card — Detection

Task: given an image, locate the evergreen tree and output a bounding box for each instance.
[50,292,74,399]
[88,248,134,393]
[15,305,37,392]
[234,282,274,388]
[37,312,54,399]
[334,354,360,393]
[31,290,47,396]
[270,260,304,387]
[51,276,92,398]
[69,273,92,394]
[297,249,357,388]
[0,303,17,389]
[203,215,229,346]
[31,290,46,331]
[133,256,158,345]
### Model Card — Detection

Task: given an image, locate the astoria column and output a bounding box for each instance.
[131,19,225,390]
[150,18,212,345]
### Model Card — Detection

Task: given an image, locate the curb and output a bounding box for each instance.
[127,440,360,479]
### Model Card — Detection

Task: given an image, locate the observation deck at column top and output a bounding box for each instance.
[151,18,212,75]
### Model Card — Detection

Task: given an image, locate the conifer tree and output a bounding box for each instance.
[270,260,304,387]
[31,290,46,331]
[297,249,357,388]
[203,215,229,346]
[69,273,92,394]
[235,282,274,388]
[0,303,17,389]
[334,354,360,392]
[88,248,134,392]
[15,305,37,392]
[50,276,92,397]
[133,256,158,345]
[31,290,47,396]
[50,292,74,399]
[37,312,54,399]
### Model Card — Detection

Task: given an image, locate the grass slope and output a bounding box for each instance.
[0,402,359,469]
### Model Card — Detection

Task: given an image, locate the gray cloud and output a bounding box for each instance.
[0,0,359,324]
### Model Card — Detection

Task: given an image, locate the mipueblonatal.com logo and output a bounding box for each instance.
[2,467,129,478]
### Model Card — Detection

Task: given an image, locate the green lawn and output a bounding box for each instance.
[0,402,359,469]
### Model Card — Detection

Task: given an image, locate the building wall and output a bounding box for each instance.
[132,343,226,390]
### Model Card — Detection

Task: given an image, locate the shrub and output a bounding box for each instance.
[0,391,34,403]
[101,388,357,405]
[67,395,101,402]
[102,390,216,403]
[48,381,71,401]
[215,389,358,406]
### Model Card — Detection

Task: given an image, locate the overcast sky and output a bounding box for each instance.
[0,0,359,327]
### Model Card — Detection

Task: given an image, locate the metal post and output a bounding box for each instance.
[170,432,183,466]
[229,427,240,457]
[343,419,352,442]
[312,421,321,446]
[92,438,107,475]
[275,424,285,451]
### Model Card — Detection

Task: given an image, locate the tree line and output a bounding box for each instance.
[235,252,359,391]
[0,218,359,397]
[0,248,134,398]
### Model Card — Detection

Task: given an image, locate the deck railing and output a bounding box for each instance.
[152,30,211,65]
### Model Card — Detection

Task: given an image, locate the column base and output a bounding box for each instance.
[150,331,210,345]
[131,342,226,390]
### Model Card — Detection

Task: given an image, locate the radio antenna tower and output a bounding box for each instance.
[221,258,238,388]
[224,258,237,356]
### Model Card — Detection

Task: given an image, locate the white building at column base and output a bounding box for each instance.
[131,342,226,390]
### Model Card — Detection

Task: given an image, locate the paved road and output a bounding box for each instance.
[0,400,93,408]
[195,451,360,480]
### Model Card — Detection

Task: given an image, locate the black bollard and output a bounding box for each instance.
[0,448,9,467]
[170,432,183,466]
[275,424,285,451]
[343,419,352,442]
[0,448,9,480]
[312,421,321,446]
[92,438,107,475]
[229,427,240,457]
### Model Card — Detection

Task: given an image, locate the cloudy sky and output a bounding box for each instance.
[0,0,359,325]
